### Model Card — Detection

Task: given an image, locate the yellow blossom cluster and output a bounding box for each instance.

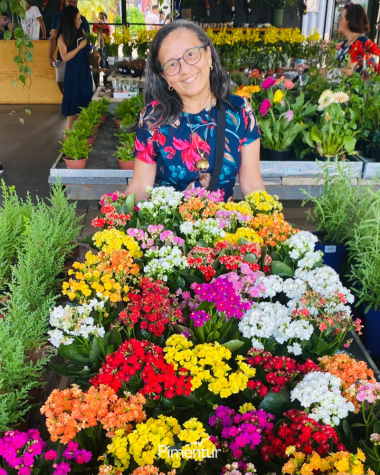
[282,447,374,475]
[219,227,263,245]
[164,335,256,398]
[219,200,254,218]
[245,190,283,215]
[93,228,142,257]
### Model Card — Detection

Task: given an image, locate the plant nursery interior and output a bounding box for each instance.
[1,0,380,474]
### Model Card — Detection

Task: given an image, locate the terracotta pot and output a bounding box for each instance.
[100,114,107,123]
[266,69,275,76]
[114,117,122,129]
[86,136,96,147]
[118,158,135,170]
[63,157,87,169]
[93,124,100,132]
[275,67,285,75]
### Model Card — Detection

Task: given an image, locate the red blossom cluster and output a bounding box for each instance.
[216,241,271,273]
[187,246,215,281]
[246,348,319,395]
[90,339,192,400]
[261,409,345,462]
[118,277,183,337]
[91,204,131,230]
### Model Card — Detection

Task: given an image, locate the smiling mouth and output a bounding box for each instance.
[183,73,198,84]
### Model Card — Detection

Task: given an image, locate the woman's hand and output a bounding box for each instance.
[78,38,87,50]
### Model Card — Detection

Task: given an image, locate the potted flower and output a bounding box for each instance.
[255,77,317,160]
[60,134,91,169]
[103,41,119,65]
[347,189,380,356]
[113,133,135,169]
[86,32,100,69]
[302,90,358,160]
[121,25,133,60]
[128,58,146,78]
[301,159,365,272]
[118,59,130,75]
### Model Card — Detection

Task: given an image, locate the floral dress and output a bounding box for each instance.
[133,94,261,201]
[336,35,368,72]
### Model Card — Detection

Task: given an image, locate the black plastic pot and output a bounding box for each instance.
[118,66,130,75]
[130,68,144,78]
[372,146,380,162]
[264,149,294,161]
[357,138,372,158]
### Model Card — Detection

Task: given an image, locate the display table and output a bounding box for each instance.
[0,40,62,104]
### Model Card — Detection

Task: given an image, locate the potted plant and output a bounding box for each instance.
[60,135,91,169]
[70,119,96,146]
[264,0,298,27]
[128,58,146,78]
[301,159,366,273]
[122,26,133,60]
[86,32,100,69]
[104,42,119,65]
[255,78,317,160]
[78,104,102,131]
[372,130,380,161]
[118,59,130,75]
[113,94,144,128]
[113,133,135,169]
[93,96,110,122]
[347,188,380,356]
[302,90,358,160]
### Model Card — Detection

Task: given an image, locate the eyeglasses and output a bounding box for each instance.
[161,46,207,76]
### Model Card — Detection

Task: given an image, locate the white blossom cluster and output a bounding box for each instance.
[255,275,284,298]
[238,302,313,349]
[180,218,226,247]
[138,186,183,224]
[286,231,323,270]
[291,371,355,426]
[144,245,188,282]
[48,299,106,348]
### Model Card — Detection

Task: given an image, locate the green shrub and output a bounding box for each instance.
[114,94,144,120]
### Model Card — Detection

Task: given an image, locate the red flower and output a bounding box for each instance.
[173,133,211,172]
[153,130,166,146]
[134,138,156,164]
[350,40,364,63]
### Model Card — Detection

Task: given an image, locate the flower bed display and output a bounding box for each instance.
[3,186,379,474]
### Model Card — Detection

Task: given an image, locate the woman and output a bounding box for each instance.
[21,0,47,40]
[336,3,370,75]
[126,20,264,203]
[57,6,93,130]
[0,15,13,39]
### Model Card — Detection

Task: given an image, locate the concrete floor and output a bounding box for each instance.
[0,104,313,231]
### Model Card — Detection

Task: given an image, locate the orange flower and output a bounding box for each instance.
[250,212,299,247]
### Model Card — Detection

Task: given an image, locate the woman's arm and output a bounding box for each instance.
[239,138,265,197]
[37,16,47,39]
[125,159,157,203]
[58,35,87,62]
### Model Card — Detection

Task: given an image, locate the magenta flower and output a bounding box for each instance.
[260,99,271,117]
[0,470,7,475]
[45,450,58,461]
[261,77,276,90]
[285,110,294,122]
[18,468,31,475]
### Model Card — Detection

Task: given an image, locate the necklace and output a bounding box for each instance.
[184,95,216,172]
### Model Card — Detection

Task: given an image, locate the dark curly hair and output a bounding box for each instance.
[344,3,370,34]
[144,20,230,127]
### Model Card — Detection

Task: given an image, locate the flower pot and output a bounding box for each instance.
[272,8,284,28]
[118,66,130,75]
[275,67,285,75]
[265,149,294,161]
[357,138,372,158]
[93,124,100,132]
[86,136,96,147]
[114,117,122,129]
[118,158,135,170]
[362,305,380,357]
[266,69,275,76]
[107,56,115,66]
[130,68,144,78]
[372,146,380,161]
[313,232,348,274]
[100,114,107,123]
[63,157,87,169]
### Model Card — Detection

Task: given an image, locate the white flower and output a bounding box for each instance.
[285,231,323,270]
[180,218,225,246]
[291,372,355,426]
[138,186,183,224]
[144,245,188,281]
[318,89,335,110]
[255,275,283,298]
[333,91,349,104]
[287,342,302,356]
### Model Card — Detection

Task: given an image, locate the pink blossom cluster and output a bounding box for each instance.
[356,382,380,403]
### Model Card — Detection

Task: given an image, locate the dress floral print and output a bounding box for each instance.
[133,94,261,201]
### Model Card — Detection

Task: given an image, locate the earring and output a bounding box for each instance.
[210,65,213,70]
[168,86,174,91]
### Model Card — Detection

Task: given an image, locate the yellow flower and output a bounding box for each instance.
[273,89,284,103]
[239,403,255,413]
[335,458,350,472]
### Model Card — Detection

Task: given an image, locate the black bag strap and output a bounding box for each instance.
[207,101,226,192]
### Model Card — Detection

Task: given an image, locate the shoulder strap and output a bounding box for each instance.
[208,101,226,192]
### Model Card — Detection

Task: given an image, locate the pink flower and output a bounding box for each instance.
[261,77,276,90]
[284,80,294,90]
[45,450,57,461]
[286,110,294,122]
[260,99,271,117]
[0,470,7,475]
[18,469,31,475]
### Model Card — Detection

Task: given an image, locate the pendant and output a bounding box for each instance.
[196,158,210,172]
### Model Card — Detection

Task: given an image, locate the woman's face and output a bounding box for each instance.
[338,9,349,34]
[159,29,212,101]
[75,12,82,29]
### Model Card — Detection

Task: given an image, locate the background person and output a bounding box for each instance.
[145,5,160,31]
[49,0,89,94]
[57,6,92,130]
[0,15,13,39]
[336,3,370,75]
[125,20,264,204]
[21,0,47,39]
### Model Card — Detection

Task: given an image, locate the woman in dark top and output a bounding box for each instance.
[125,21,264,203]
[57,6,93,130]
[336,3,370,75]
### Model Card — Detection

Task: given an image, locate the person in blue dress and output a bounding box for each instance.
[57,6,93,130]
[125,20,265,203]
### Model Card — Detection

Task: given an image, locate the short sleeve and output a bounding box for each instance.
[235,96,261,147]
[33,6,41,18]
[81,16,90,33]
[133,103,159,165]
[51,13,59,30]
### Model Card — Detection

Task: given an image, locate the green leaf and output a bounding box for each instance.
[343,136,356,154]
[222,340,244,352]
[4,30,12,40]
[25,51,33,62]
[162,396,180,409]
[243,253,257,264]
[25,109,31,115]
[0,1,7,12]
[12,80,17,88]
[59,344,90,363]
[14,27,25,38]
[19,75,26,85]
[271,261,294,278]
[173,325,194,340]
[342,419,353,444]
[25,66,32,75]
[14,55,22,63]
[259,389,291,416]
[88,338,102,363]
[49,363,92,378]
[19,118,25,124]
